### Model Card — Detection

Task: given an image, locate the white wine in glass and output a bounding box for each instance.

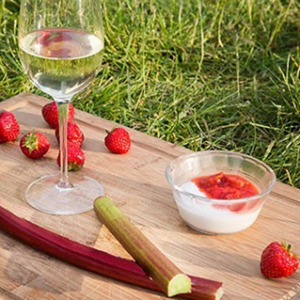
[18,0,105,215]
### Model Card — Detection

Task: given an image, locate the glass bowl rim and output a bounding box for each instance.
[165,150,277,204]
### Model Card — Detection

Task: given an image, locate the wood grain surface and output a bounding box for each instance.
[0,93,300,300]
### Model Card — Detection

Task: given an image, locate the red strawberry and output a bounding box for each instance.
[42,102,75,128]
[55,121,84,147]
[260,242,299,278]
[57,142,85,171]
[105,127,131,154]
[20,132,50,159]
[0,111,20,143]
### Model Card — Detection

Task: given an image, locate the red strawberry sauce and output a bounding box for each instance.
[192,172,259,200]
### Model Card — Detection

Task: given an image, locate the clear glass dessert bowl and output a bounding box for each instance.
[165,151,276,235]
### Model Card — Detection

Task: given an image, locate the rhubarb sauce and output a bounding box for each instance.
[192,172,259,200]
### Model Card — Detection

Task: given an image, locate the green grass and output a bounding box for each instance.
[1,0,300,187]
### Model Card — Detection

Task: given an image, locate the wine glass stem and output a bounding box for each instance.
[56,98,72,189]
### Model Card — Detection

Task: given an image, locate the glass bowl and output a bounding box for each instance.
[165,151,276,235]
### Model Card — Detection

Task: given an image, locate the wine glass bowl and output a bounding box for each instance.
[19,28,104,99]
[18,0,105,215]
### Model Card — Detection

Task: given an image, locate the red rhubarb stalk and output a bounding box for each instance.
[0,205,223,300]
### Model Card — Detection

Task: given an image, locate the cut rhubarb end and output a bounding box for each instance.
[168,274,192,297]
[216,287,224,300]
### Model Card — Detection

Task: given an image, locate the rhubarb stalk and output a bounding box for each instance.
[94,196,191,297]
[0,204,223,300]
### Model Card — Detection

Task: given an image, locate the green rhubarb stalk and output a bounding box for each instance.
[94,196,192,297]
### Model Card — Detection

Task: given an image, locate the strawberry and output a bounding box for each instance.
[260,242,299,278]
[57,142,85,171]
[55,121,84,147]
[105,127,131,154]
[0,111,20,143]
[42,102,75,128]
[20,132,50,159]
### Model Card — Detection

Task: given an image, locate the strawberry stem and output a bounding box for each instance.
[22,132,38,154]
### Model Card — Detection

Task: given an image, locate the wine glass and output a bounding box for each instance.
[18,0,105,215]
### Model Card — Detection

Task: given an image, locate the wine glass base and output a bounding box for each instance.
[25,173,105,215]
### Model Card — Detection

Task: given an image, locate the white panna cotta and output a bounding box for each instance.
[175,181,261,234]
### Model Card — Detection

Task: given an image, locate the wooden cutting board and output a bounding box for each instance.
[0,93,300,300]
